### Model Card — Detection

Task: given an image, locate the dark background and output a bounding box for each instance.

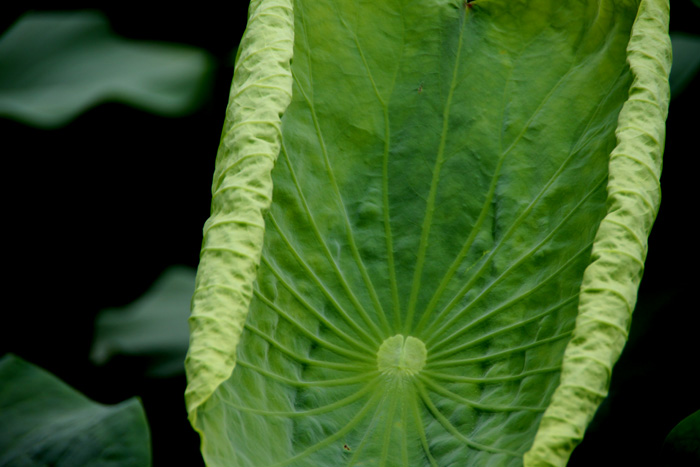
[1,5,250,466]
[1,2,698,466]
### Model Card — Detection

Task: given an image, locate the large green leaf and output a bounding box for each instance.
[186,0,671,465]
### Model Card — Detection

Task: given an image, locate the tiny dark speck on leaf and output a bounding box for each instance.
[343,444,351,452]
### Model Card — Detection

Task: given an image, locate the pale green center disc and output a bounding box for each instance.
[376,335,427,376]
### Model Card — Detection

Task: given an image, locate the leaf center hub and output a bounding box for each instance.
[376,335,427,376]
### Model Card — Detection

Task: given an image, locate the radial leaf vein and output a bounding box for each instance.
[244,322,373,371]
[267,214,381,346]
[422,366,561,385]
[236,359,377,387]
[404,10,468,333]
[347,389,387,466]
[425,295,578,363]
[423,174,606,345]
[258,257,376,357]
[418,374,546,414]
[290,70,390,337]
[379,383,400,467]
[335,13,401,333]
[271,388,383,467]
[410,386,439,467]
[414,113,604,334]
[400,387,410,466]
[415,379,521,455]
[221,377,380,418]
[426,236,595,352]
[428,331,574,366]
[279,142,389,338]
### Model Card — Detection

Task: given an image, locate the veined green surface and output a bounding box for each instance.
[185,0,671,465]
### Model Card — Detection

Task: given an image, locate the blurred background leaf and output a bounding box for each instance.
[0,10,213,128]
[91,266,195,378]
[670,33,700,98]
[661,409,700,466]
[0,354,151,467]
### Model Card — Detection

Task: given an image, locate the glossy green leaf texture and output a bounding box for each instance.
[0,11,213,128]
[0,354,151,466]
[185,0,671,465]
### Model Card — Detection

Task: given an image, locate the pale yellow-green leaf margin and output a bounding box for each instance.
[523,0,671,465]
[184,0,294,441]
